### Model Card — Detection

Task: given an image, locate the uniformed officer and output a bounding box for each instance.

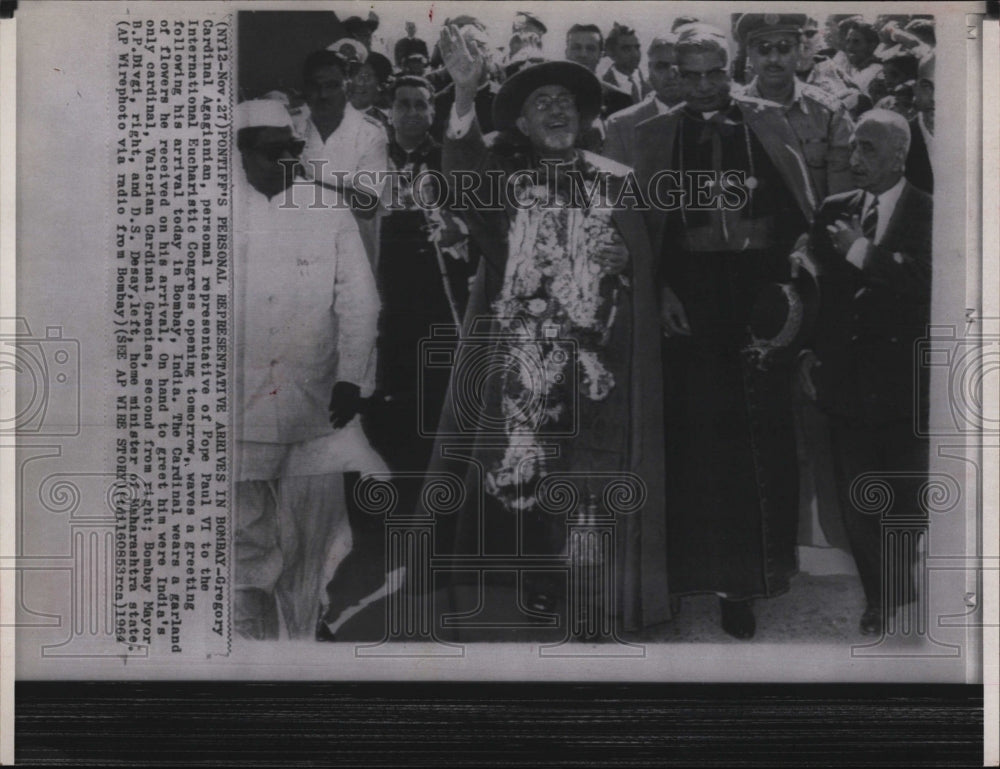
[734,13,855,201]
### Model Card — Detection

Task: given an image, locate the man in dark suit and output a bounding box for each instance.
[800,108,932,636]
[564,24,633,120]
[394,21,429,67]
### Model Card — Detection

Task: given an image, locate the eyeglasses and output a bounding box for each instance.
[529,94,577,112]
[802,29,819,39]
[678,68,728,85]
[753,39,797,56]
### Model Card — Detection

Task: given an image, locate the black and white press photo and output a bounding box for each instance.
[4,1,993,708]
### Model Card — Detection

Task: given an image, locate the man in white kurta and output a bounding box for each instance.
[234,100,382,640]
[299,49,389,265]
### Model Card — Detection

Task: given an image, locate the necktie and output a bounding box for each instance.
[630,75,641,103]
[861,195,879,242]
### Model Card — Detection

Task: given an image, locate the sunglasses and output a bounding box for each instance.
[802,29,819,39]
[754,39,797,56]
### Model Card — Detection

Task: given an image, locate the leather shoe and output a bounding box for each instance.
[720,598,756,640]
[859,605,883,636]
[316,612,337,643]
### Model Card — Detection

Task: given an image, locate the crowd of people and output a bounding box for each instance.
[233,10,937,644]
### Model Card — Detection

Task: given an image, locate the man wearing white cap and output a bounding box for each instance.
[234,99,383,640]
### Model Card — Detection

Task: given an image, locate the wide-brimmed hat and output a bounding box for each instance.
[492,60,602,133]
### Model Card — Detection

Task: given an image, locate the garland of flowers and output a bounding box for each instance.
[484,180,626,512]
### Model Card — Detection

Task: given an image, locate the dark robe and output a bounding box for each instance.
[635,102,810,600]
[322,135,473,633]
[430,81,499,143]
[366,134,472,473]
[426,118,671,632]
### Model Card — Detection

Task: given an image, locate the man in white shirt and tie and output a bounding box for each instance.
[602,23,648,105]
[799,109,933,638]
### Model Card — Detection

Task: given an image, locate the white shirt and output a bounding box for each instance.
[654,96,670,114]
[846,176,906,268]
[608,65,644,99]
[235,178,379,447]
[840,59,883,96]
[300,103,389,192]
[447,104,477,139]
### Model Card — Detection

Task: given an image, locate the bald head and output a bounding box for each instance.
[849,109,911,193]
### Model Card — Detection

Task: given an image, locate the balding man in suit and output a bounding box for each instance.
[800,109,932,637]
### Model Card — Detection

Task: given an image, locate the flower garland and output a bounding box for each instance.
[484,180,626,512]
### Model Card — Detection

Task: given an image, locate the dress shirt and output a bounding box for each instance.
[447,104,477,139]
[608,65,644,100]
[846,176,906,268]
[300,103,388,192]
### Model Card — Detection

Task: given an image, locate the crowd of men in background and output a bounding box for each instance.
[234,10,937,644]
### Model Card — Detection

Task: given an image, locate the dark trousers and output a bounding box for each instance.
[827,417,928,611]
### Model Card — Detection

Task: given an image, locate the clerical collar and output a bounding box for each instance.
[683,100,737,122]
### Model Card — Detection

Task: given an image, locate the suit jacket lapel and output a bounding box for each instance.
[633,111,680,256]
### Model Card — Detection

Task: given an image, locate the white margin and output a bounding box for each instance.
[0,13,17,767]
[980,15,999,768]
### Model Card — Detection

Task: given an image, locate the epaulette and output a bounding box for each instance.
[800,83,846,113]
[731,88,778,112]
[361,113,385,129]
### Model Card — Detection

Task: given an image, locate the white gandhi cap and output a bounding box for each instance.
[236,99,294,131]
